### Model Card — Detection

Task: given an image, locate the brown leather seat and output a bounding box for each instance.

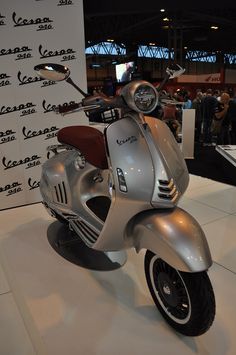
[57,126,108,169]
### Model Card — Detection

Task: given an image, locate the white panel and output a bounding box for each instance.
[0,0,88,210]
[181,109,195,159]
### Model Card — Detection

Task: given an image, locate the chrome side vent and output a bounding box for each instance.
[158,178,178,201]
[158,179,170,185]
[70,219,100,247]
[61,212,77,219]
[53,181,68,204]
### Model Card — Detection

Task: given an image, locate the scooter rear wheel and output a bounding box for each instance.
[144,250,215,336]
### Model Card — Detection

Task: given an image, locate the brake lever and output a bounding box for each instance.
[54,102,81,114]
[55,104,101,116]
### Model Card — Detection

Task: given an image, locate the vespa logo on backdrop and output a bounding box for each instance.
[0,181,23,197]
[42,99,75,114]
[12,12,53,31]
[22,125,59,140]
[39,44,76,62]
[0,73,12,87]
[0,130,16,145]
[28,178,40,190]
[57,0,74,5]
[0,102,37,117]
[17,71,56,88]
[2,154,42,170]
[0,46,32,61]
[0,13,6,26]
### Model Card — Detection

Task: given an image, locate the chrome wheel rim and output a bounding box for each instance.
[150,256,191,324]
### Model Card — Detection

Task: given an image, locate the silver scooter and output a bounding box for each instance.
[34,63,215,336]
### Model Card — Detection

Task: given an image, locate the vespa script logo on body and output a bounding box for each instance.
[0,13,6,26]
[0,73,11,87]
[0,181,23,197]
[0,46,32,61]
[17,71,56,88]
[2,154,41,170]
[0,129,16,145]
[116,135,138,146]
[12,12,53,31]
[0,102,36,117]
[22,126,59,140]
[39,44,76,62]
[28,178,40,190]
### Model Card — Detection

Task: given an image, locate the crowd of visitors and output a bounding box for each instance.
[157,87,236,146]
[88,84,236,147]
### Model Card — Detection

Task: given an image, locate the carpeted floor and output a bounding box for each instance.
[185,143,236,186]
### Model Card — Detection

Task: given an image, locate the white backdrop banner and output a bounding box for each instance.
[177,73,222,83]
[0,0,88,210]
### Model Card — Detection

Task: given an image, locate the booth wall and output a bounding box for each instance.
[0,0,88,210]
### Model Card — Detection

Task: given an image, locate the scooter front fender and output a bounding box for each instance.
[128,207,212,272]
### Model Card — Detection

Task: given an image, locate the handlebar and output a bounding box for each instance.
[55,95,126,116]
[34,62,185,116]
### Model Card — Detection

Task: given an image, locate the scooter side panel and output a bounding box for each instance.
[40,149,105,231]
[144,116,189,205]
[93,117,155,250]
[128,207,212,272]
[106,117,155,200]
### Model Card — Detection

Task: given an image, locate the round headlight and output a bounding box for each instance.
[120,80,158,114]
[134,84,157,113]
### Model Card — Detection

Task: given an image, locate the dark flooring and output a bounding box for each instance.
[185,143,236,187]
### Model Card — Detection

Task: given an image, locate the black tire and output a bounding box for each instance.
[144,250,215,336]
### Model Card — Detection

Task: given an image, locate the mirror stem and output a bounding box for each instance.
[155,73,170,92]
[66,77,89,97]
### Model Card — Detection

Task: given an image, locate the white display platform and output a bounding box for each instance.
[0,196,236,355]
[216,145,236,167]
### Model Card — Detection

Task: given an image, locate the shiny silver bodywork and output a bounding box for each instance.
[128,207,212,272]
[40,113,212,272]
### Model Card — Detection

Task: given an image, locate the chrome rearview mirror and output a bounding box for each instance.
[166,63,185,79]
[34,63,70,81]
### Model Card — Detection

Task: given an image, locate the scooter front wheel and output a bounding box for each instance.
[144,251,215,336]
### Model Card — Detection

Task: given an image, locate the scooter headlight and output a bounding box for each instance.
[120,80,158,114]
[134,84,157,113]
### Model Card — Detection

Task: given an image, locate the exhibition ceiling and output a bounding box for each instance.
[83,1,236,54]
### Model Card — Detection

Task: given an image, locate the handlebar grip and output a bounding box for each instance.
[57,102,80,114]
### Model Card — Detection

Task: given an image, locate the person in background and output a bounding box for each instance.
[226,95,236,144]
[214,92,230,145]
[182,94,192,109]
[201,88,218,146]
[162,102,181,141]
[192,91,203,143]
[213,89,221,101]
